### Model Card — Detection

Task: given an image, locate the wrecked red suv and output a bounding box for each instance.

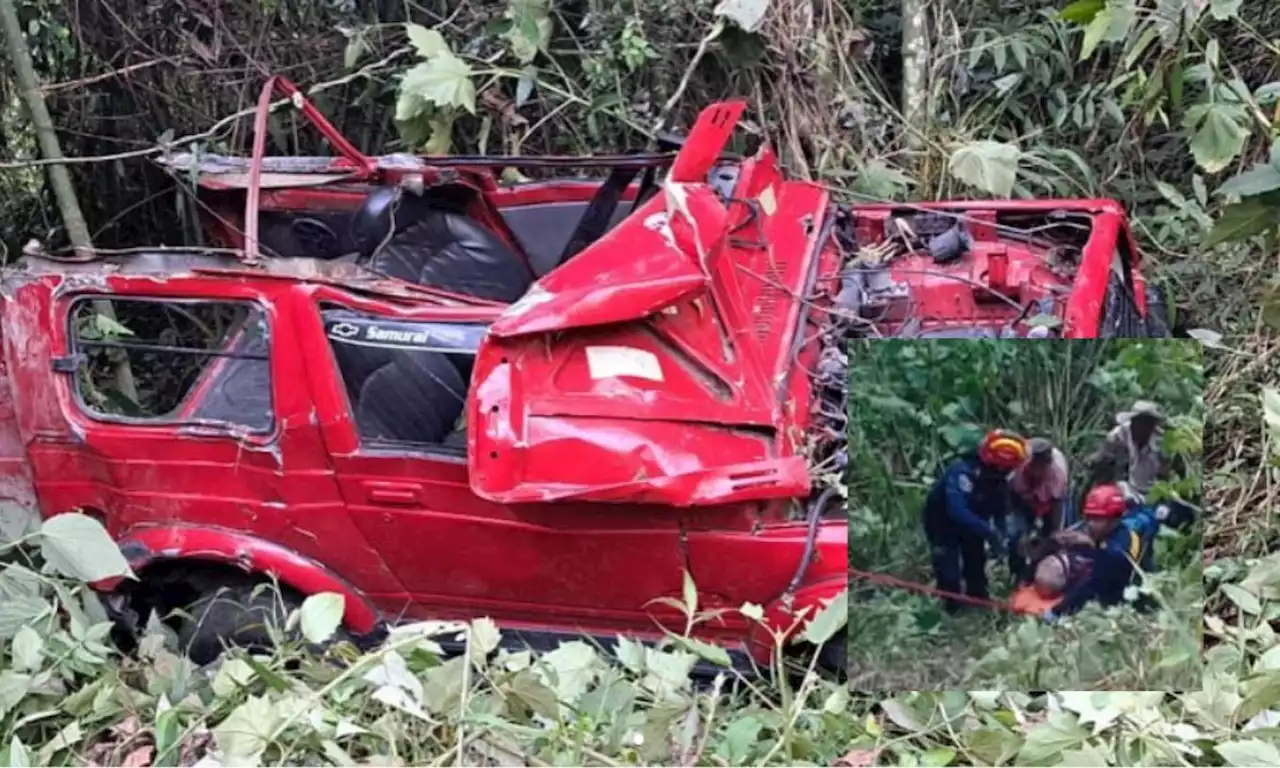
[0,79,1165,674]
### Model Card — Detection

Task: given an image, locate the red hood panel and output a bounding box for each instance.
[489,190,726,338]
[467,103,834,507]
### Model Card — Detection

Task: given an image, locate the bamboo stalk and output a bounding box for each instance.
[0,0,138,402]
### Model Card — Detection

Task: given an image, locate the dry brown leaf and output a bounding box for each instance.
[123,745,155,767]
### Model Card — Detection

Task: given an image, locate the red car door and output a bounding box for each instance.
[301,292,688,634]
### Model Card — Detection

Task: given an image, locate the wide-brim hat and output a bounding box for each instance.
[1119,400,1164,424]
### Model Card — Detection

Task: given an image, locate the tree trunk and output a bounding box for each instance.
[0,0,138,402]
[901,0,930,156]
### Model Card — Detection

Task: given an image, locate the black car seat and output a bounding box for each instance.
[354,349,468,446]
[351,187,533,302]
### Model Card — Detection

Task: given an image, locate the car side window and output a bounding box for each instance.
[320,305,483,454]
[68,297,273,432]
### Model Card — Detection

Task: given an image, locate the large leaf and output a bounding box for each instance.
[297,592,344,644]
[405,24,449,58]
[1187,102,1248,174]
[502,0,552,64]
[1078,5,1113,61]
[1204,199,1279,247]
[39,512,133,582]
[400,55,477,115]
[1059,0,1105,23]
[1216,162,1280,199]
[714,0,770,33]
[1017,711,1090,764]
[1217,739,1280,767]
[1210,0,1244,21]
[948,141,1021,197]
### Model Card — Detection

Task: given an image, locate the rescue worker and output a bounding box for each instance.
[1042,483,1169,621]
[1008,437,1070,581]
[1088,400,1166,502]
[923,429,1025,614]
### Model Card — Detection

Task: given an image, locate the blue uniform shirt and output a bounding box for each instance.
[1056,507,1160,615]
[924,457,1006,542]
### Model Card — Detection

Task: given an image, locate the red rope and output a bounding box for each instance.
[848,566,1021,613]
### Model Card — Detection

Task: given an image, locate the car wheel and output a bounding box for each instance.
[816,629,848,680]
[176,580,300,665]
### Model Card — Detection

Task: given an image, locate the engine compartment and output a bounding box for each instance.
[832,206,1097,338]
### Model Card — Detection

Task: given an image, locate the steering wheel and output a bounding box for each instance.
[291,218,341,258]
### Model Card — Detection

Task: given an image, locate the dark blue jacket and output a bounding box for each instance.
[1055,507,1160,615]
[923,457,1008,543]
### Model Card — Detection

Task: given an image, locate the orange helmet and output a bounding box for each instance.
[977,430,1027,471]
[1083,484,1127,518]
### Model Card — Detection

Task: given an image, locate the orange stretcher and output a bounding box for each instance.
[1008,584,1063,615]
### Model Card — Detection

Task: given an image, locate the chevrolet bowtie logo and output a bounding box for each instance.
[330,322,360,338]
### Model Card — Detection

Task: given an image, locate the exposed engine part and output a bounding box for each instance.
[928,225,973,264]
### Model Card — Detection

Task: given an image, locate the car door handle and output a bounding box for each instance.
[364,482,420,506]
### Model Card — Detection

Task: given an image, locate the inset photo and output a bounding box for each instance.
[845,339,1203,690]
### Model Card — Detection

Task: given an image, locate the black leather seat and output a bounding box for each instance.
[351,187,533,302]
[353,349,468,446]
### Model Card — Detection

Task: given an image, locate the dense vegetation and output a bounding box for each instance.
[1,0,1279,764]
[846,339,1204,690]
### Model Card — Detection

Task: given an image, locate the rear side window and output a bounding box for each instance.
[68,297,272,432]
[320,305,482,454]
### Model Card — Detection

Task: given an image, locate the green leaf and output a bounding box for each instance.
[714,0,770,33]
[0,672,31,719]
[1222,582,1263,615]
[614,635,646,672]
[921,747,957,766]
[1262,389,1280,448]
[11,626,43,672]
[1217,739,1280,767]
[1017,711,1090,764]
[717,716,763,764]
[880,697,927,731]
[537,641,600,704]
[0,595,49,640]
[400,55,476,115]
[800,589,847,645]
[405,23,449,58]
[502,0,553,64]
[343,28,368,70]
[739,602,764,621]
[8,737,29,768]
[39,512,133,582]
[1217,163,1280,199]
[509,668,560,719]
[298,592,344,644]
[1188,102,1247,174]
[1205,200,1278,247]
[1079,6,1113,61]
[214,695,282,766]
[1059,0,1105,23]
[1210,0,1244,21]
[93,313,134,337]
[948,141,1021,197]
[674,635,732,667]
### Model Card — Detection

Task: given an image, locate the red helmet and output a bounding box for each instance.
[1083,484,1127,518]
[977,430,1027,471]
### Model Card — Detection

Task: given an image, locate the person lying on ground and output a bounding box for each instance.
[1008,437,1070,582]
[923,429,1025,614]
[1041,483,1170,621]
[1087,400,1168,501]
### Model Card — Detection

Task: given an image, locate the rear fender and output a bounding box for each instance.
[100,525,380,634]
[747,574,846,665]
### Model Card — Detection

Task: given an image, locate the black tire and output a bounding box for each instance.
[177,580,299,665]
[816,630,848,681]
